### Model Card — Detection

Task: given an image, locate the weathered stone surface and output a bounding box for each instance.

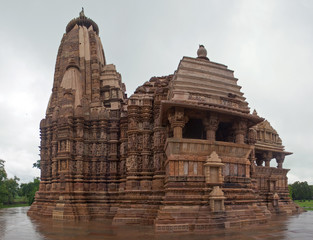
[28,10,302,232]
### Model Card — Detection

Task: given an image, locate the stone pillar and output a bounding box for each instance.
[256,158,264,166]
[168,107,188,139]
[264,159,270,167]
[142,101,153,172]
[276,154,285,169]
[233,119,247,144]
[203,114,219,141]
[263,152,272,167]
[119,115,128,179]
[248,128,257,145]
[89,32,101,103]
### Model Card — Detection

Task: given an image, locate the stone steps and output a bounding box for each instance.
[112,204,160,225]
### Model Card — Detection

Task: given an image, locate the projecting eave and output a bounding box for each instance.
[159,100,263,127]
[255,142,293,156]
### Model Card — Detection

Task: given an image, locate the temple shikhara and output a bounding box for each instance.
[28,10,301,231]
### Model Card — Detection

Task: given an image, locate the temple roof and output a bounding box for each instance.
[66,8,99,35]
[167,45,252,115]
[253,120,292,155]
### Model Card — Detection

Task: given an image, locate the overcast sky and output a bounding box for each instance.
[0,0,312,184]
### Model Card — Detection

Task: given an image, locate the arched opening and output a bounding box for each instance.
[183,118,206,139]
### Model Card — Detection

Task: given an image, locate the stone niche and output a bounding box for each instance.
[204,151,224,184]
[209,186,226,212]
[204,151,226,212]
[273,193,279,207]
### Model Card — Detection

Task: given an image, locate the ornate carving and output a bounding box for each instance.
[76,142,84,155]
[60,160,67,171]
[248,128,257,144]
[233,119,247,144]
[91,143,97,156]
[126,155,137,172]
[203,114,219,141]
[143,134,150,149]
[128,134,137,151]
[168,108,188,138]
[276,154,285,169]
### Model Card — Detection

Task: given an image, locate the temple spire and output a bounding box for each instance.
[80,7,85,17]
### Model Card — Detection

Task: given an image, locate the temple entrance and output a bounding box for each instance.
[183,118,206,139]
[216,122,233,142]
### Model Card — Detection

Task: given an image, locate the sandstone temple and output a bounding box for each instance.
[28,10,301,231]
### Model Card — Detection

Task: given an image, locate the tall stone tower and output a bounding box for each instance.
[28,9,127,219]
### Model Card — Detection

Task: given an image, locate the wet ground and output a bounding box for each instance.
[0,207,313,240]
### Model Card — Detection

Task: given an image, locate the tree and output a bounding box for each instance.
[3,176,20,204]
[0,160,21,206]
[0,160,41,207]
[288,185,293,200]
[0,159,8,206]
[0,184,8,206]
[0,159,7,182]
[19,177,40,205]
[32,160,40,169]
[291,181,313,200]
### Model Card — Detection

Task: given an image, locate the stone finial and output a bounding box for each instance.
[66,7,99,35]
[252,109,258,116]
[197,45,209,60]
[80,7,85,18]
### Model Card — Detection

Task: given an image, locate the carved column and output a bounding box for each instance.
[203,113,219,141]
[248,128,257,145]
[89,32,101,103]
[276,154,285,169]
[119,114,128,178]
[168,107,188,139]
[256,158,264,166]
[233,119,247,144]
[108,116,119,179]
[126,104,139,175]
[141,101,153,172]
[40,124,47,181]
[263,152,272,167]
[74,117,84,191]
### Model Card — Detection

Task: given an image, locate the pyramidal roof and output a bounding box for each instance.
[168,45,250,116]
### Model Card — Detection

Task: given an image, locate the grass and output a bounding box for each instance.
[1,203,29,208]
[13,195,27,203]
[294,200,313,211]
[0,195,29,209]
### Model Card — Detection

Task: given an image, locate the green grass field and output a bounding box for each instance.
[294,200,313,210]
[1,203,29,208]
[0,196,29,209]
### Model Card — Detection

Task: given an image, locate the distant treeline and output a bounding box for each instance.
[0,159,39,207]
[289,181,313,200]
